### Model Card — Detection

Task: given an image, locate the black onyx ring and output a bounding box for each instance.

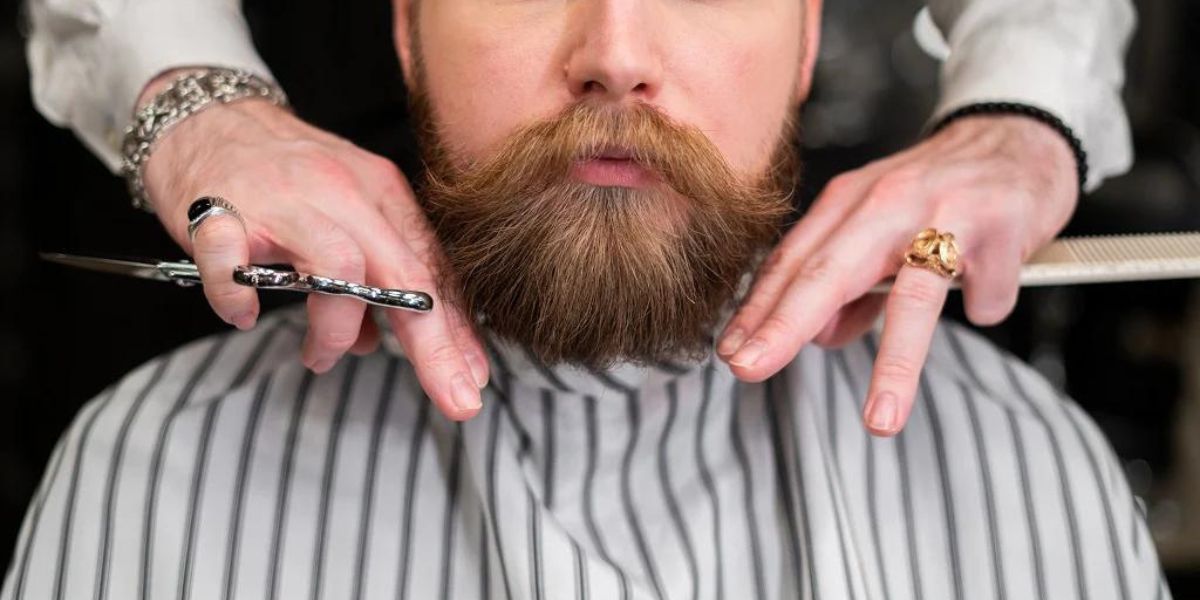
[186,196,245,244]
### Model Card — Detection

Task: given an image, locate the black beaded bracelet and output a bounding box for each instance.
[930,101,1088,194]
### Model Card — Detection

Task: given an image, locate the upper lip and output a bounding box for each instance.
[591,147,635,160]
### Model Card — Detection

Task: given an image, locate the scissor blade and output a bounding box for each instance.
[39,253,173,282]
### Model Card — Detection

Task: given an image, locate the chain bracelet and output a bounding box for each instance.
[120,68,289,212]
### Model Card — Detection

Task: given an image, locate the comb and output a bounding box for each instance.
[870,231,1200,292]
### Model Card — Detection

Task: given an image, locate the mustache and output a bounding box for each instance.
[424,100,780,208]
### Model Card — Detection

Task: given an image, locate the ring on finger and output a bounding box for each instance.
[903,228,961,279]
[187,196,245,243]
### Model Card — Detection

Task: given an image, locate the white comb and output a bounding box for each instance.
[870,231,1200,293]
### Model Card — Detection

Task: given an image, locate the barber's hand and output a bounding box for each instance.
[140,75,488,421]
[715,114,1079,436]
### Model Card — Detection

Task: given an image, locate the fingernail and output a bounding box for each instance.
[310,357,336,374]
[466,351,489,388]
[452,373,483,412]
[729,339,766,368]
[867,392,897,433]
[717,328,746,356]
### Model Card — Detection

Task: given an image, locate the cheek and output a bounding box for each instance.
[668,24,802,176]
[418,18,569,159]
[667,10,806,176]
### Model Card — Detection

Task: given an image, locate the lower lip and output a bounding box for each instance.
[569,158,658,188]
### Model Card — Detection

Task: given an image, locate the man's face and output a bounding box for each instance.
[393,0,821,368]
[398,0,817,179]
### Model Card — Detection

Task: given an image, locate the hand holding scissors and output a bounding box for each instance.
[128,83,488,420]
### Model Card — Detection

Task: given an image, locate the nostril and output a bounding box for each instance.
[582,80,605,94]
[632,82,647,93]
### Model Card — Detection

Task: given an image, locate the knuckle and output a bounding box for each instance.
[893,275,945,309]
[301,153,359,189]
[757,247,792,278]
[795,257,847,301]
[733,295,772,320]
[312,327,359,353]
[192,218,244,254]
[330,246,367,276]
[400,211,436,244]
[366,155,404,184]
[864,167,923,207]
[313,231,366,276]
[873,354,920,383]
[758,312,799,339]
[422,339,464,370]
[822,173,858,199]
[205,282,250,306]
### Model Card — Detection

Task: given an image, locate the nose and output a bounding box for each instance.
[563,1,663,103]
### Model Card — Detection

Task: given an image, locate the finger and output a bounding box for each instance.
[863,265,952,437]
[716,172,875,356]
[267,209,368,373]
[349,315,381,356]
[961,235,1021,326]
[813,293,886,348]
[384,306,483,420]
[330,197,483,420]
[378,197,490,386]
[189,213,259,330]
[723,213,913,382]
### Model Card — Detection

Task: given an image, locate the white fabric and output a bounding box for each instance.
[25,0,1135,190]
[25,0,273,171]
[0,306,1171,599]
[922,0,1137,191]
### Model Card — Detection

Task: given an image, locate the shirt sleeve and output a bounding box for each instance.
[920,0,1137,191]
[25,0,276,172]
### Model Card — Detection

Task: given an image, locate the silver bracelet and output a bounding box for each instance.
[120,68,289,212]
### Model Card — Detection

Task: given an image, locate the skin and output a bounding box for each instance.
[140,78,491,421]
[141,0,1077,436]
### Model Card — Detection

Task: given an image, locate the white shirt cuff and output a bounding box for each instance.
[919,5,1136,192]
[31,1,275,173]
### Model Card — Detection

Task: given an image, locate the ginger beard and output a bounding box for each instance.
[410,79,801,369]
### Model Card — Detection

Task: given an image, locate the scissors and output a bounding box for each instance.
[40,253,434,313]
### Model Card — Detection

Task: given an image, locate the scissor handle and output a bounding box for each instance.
[233,266,434,313]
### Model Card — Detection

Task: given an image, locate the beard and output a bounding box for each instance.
[410,89,800,369]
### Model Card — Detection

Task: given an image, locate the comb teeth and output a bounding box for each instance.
[1035,232,1200,264]
[1019,231,1200,287]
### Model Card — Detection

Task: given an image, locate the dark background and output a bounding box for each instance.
[2,0,1199,595]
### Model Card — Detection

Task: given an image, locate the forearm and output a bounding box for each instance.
[922,0,1137,191]
[26,0,275,172]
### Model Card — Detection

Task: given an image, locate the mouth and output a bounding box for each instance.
[569,147,658,188]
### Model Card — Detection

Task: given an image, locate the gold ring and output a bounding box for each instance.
[903,228,961,279]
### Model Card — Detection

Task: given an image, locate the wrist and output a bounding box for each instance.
[931,102,1088,194]
[122,68,289,212]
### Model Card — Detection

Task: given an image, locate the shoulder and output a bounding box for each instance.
[70,305,428,452]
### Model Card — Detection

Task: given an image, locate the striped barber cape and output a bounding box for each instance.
[1,305,1171,600]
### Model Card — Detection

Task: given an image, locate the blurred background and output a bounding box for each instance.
[1,0,1198,595]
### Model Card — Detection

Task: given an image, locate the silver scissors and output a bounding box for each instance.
[40,253,434,313]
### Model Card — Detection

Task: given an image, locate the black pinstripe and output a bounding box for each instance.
[440,426,465,600]
[395,399,431,600]
[264,370,316,600]
[138,338,230,600]
[1001,359,1088,599]
[695,364,725,600]
[349,358,399,600]
[658,381,700,600]
[309,357,360,600]
[220,374,274,600]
